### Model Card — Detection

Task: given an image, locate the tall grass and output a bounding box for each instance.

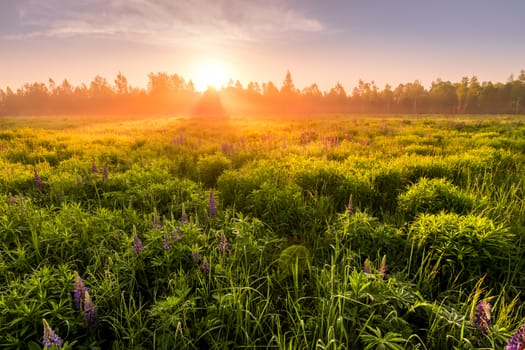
[0,114,524,348]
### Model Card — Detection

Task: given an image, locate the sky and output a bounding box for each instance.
[1,0,525,92]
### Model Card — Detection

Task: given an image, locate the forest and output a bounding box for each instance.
[1,70,525,116]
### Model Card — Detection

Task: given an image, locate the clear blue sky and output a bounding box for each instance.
[1,0,524,92]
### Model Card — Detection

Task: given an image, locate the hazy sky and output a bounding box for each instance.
[1,0,524,92]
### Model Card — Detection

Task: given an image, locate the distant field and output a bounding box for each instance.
[1,114,524,349]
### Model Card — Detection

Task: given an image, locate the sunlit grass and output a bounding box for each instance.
[0,113,524,348]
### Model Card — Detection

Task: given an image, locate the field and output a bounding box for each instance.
[1,113,525,349]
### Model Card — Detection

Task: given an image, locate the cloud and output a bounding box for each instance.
[3,0,324,47]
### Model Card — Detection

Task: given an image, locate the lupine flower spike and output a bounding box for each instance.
[7,195,16,205]
[347,199,354,215]
[42,319,63,349]
[132,234,144,254]
[506,323,525,350]
[474,300,492,335]
[379,255,387,279]
[162,234,172,250]
[181,204,189,224]
[83,290,97,329]
[209,191,217,219]
[363,258,372,275]
[219,232,229,254]
[34,169,43,191]
[73,271,88,311]
[91,162,98,174]
[201,257,210,276]
[192,250,201,264]
[152,214,162,229]
[102,165,108,182]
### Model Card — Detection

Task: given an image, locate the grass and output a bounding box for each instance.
[0,113,524,349]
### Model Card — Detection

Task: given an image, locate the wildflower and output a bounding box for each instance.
[102,165,108,182]
[379,255,387,279]
[175,227,182,241]
[42,319,63,349]
[7,194,16,205]
[92,163,99,174]
[73,271,88,311]
[83,290,97,329]
[363,258,372,275]
[201,257,210,276]
[192,250,201,264]
[474,300,492,335]
[132,234,144,254]
[221,143,234,155]
[347,199,354,215]
[181,204,188,224]
[34,169,43,191]
[506,323,525,350]
[152,215,162,229]
[162,234,172,250]
[209,191,217,219]
[219,232,229,254]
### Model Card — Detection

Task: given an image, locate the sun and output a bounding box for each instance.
[191,60,230,92]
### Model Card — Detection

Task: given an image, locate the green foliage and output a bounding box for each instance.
[398,177,477,218]
[409,212,516,291]
[278,245,311,277]
[1,114,525,349]
[329,211,407,268]
[196,153,232,188]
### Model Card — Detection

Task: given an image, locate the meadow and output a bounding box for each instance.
[1,113,525,349]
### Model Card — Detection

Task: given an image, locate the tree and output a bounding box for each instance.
[263,81,279,98]
[114,72,129,95]
[326,82,347,111]
[89,75,113,99]
[280,70,297,96]
[455,77,470,113]
[429,79,456,113]
[381,84,394,113]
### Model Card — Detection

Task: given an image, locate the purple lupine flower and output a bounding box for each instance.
[347,199,354,215]
[201,257,210,276]
[181,207,188,224]
[34,169,43,191]
[175,227,182,241]
[73,271,88,311]
[162,234,172,250]
[7,195,16,205]
[219,232,229,254]
[363,258,372,275]
[92,163,99,174]
[83,290,97,329]
[42,319,63,349]
[506,323,525,350]
[221,143,234,155]
[379,255,387,279]
[102,165,108,182]
[132,234,144,255]
[474,300,492,335]
[152,215,162,229]
[192,250,201,264]
[209,191,217,219]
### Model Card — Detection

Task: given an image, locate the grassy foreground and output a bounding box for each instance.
[1,114,525,349]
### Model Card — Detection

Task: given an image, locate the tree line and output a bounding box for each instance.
[1,70,524,116]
